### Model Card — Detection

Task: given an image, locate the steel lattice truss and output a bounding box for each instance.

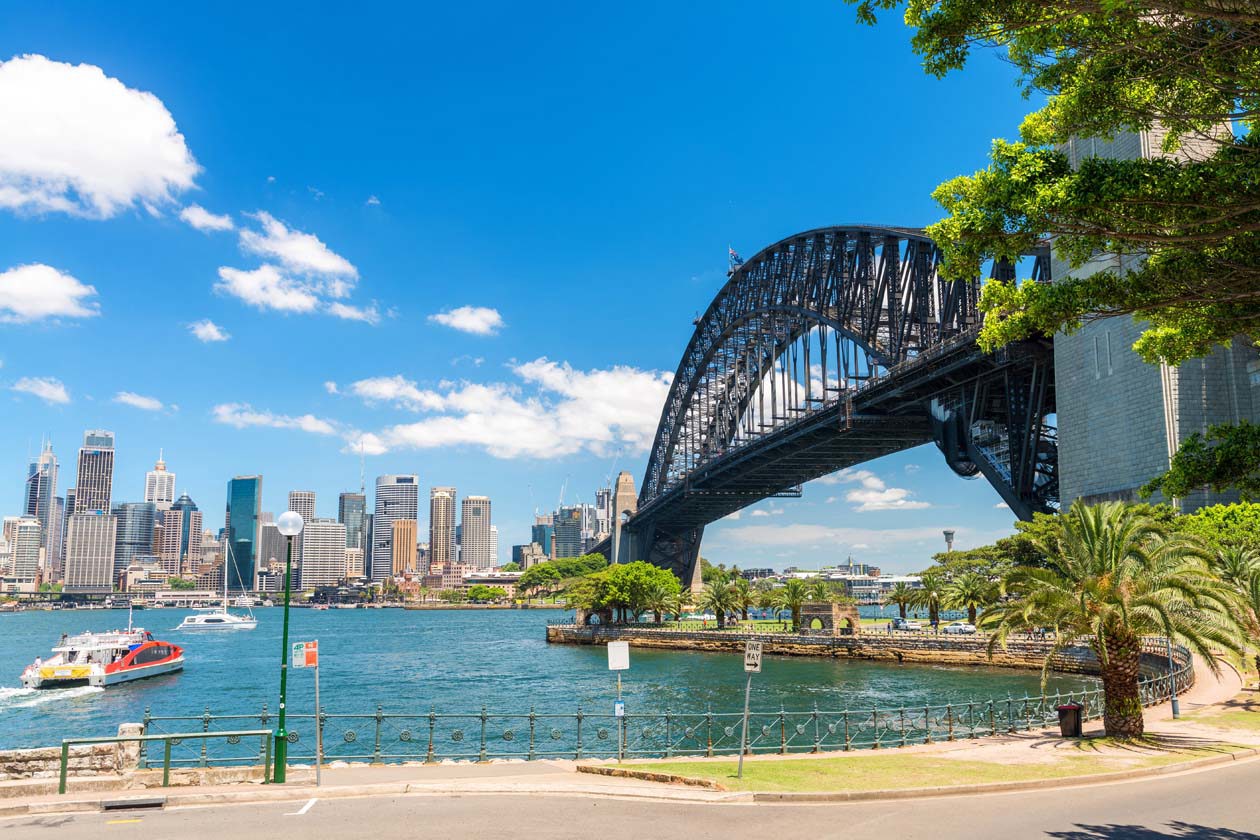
[607,225,1057,586]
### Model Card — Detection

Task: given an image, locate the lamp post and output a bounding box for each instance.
[273,510,304,783]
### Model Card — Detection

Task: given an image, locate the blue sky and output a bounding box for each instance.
[0,2,1039,572]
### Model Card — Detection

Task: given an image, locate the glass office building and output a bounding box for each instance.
[225,476,262,592]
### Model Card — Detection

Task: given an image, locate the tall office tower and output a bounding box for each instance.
[372,476,418,583]
[552,506,584,559]
[531,514,554,560]
[391,518,417,575]
[59,488,76,575]
[0,516,20,575]
[594,487,612,537]
[416,542,430,575]
[144,451,176,511]
[24,441,58,555]
[170,493,202,571]
[299,518,347,589]
[344,547,364,579]
[490,525,499,567]
[225,476,263,592]
[64,512,117,592]
[429,487,456,570]
[9,517,41,585]
[257,520,286,575]
[74,430,115,514]
[338,492,367,550]
[111,502,156,575]
[47,496,65,579]
[288,490,316,524]
[460,496,494,569]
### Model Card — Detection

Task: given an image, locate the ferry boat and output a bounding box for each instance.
[20,626,184,689]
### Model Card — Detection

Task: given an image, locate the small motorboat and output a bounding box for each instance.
[21,625,183,689]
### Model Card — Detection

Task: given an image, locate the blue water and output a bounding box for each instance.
[0,608,1092,750]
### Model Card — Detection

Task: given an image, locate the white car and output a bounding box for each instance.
[891,618,921,631]
[942,621,977,635]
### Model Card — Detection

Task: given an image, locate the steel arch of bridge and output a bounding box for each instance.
[610,225,1057,587]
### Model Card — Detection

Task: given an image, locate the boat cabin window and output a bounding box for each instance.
[132,645,171,664]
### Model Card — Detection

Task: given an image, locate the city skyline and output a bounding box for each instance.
[0,3,1034,573]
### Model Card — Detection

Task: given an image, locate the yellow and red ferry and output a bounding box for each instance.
[20,627,184,689]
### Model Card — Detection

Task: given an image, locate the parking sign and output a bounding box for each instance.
[291,640,318,668]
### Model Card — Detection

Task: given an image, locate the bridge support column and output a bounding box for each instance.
[626,520,704,592]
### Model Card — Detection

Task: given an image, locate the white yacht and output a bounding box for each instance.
[176,544,257,631]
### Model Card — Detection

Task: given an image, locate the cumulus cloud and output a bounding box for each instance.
[0,54,198,218]
[180,204,234,232]
[212,403,337,435]
[0,263,99,323]
[366,195,381,206]
[327,301,380,324]
[750,509,770,518]
[12,376,69,404]
[428,306,504,336]
[239,211,357,294]
[189,319,230,342]
[114,391,164,411]
[904,464,921,474]
[344,358,672,458]
[214,265,320,313]
[820,467,931,512]
[323,381,339,395]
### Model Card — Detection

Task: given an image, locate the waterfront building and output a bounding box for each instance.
[391,518,418,575]
[7,516,41,586]
[345,547,364,579]
[552,506,585,559]
[111,501,156,575]
[531,515,554,560]
[300,518,348,589]
[143,451,176,511]
[225,476,263,592]
[24,441,58,561]
[429,486,456,570]
[64,512,117,592]
[74,430,115,514]
[338,491,367,550]
[460,496,494,569]
[740,568,775,580]
[372,475,418,583]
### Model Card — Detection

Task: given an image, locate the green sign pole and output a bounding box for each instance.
[274,535,294,782]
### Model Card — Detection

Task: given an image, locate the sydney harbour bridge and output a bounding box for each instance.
[593,225,1058,588]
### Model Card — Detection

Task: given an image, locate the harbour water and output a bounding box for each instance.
[0,608,1095,751]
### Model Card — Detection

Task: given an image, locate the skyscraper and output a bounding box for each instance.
[64,511,117,592]
[144,451,176,511]
[111,501,156,575]
[460,496,494,569]
[391,518,417,575]
[429,487,456,569]
[24,441,58,556]
[372,475,418,583]
[287,490,316,524]
[338,492,367,550]
[74,430,115,514]
[300,518,347,589]
[157,493,203,575]
[552,506,585,559]
[9,517,41,585]
[531,514,554,560]
[225,476,263,592]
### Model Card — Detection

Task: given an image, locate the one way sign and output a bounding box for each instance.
[743,640,763,673]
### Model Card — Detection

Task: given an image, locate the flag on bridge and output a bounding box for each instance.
[728,246,744,273]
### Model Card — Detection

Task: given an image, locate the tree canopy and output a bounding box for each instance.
[562,561,682,622]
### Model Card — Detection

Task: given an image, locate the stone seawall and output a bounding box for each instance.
[547,625,1113,675]
[0,724,142,781]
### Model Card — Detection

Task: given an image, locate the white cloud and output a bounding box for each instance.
[211,403,337,436]
[346,358,671,459]
[750,509,770,518]
[0,54,198,218]
[0,263,99,323]
[819,467,931,512]
[825,496,838,504]
[189,319,230,342]
[114,391,164,411]
[366,195,380,206]
[904,464,921,474]
[323,381,339,395]
[719,511,741,522]
[12,376,69,404]
[214,265,321,313]
[327,301,380,324]
[995,502,1009,509]
[428,306,504,336]
[851,543,870,550]
[180,204,234,232]
[239,211,357,294]
[707,523,963,549]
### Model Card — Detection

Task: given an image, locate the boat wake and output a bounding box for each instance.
[0,685,104,708]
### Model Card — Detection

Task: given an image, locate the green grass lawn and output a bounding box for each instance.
[1185,690,1260,732]
[628,741,1245,793]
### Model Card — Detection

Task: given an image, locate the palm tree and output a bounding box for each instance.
[698,584,738,629]
[944,572,997,625]
[1211,546,1260,672]
[644,581,674,624]
[887,581,916,619]
[985,501,1243,738]
[665,589,691,624]
[731,577,755,622]
[912,570,946,629]
[774,579,809,631]
[807,578,837,603]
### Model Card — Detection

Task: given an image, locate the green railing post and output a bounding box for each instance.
[899,708,907,748]
[140,706,151,769]
[58,742,69,794]
[871,708,879,749]
[528,706,536,761]
[264,734,272,784]
[426,707,436,764]
[479,705,488,762]
[946,704,955,741]
[200,706,211,767]
[162,738,172,787]
[575,705,583,760]
[843,711,851,751]
[705,706,713,757]
[779,706,787,755]
[665,709,673,758]
[812,703,820,753]
[373,705,384,763]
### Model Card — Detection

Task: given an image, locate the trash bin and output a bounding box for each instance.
[1056,703,1083,737]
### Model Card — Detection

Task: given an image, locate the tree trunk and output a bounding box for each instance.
[899,603,907,619]
[716,611,725,629]
[968,605,977,625]
[1098,630,1145,738]
[742,607,749,621]
[654,610,661,624]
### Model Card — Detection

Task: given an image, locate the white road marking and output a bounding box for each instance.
[285,798,318,816]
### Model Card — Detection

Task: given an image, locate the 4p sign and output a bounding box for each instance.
[291,640,318,669]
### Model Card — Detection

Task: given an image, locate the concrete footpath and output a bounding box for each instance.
[2,658,1255,819]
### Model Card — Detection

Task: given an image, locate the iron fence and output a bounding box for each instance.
[137,642,1193,768]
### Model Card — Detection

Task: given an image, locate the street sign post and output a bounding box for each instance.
[738,640,763,779]
[291,641,321,786]
[607,641,630,761]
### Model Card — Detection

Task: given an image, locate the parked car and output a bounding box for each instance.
[891,618,921,631]
[942,621,977,635]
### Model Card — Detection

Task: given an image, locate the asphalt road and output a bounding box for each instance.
[6,759,1260,840]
